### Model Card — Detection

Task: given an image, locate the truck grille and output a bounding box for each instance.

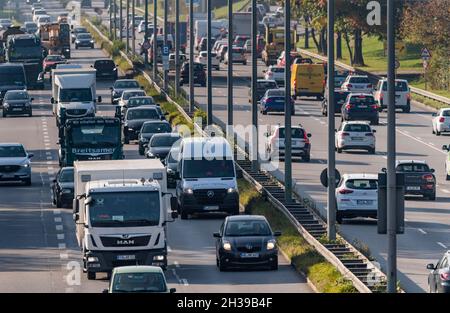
[100,235,151,247]
[112,260,139,267]
[193,189,227,205]
[0,165,21,173]
[66,109,87,116]
[237,246,262,253]
[75,154,112,161]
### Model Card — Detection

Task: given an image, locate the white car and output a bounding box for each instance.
[224,46,247,65]
[265,125,311,162]
[432,108,450,136]
[37,15,51,28]
[335,121,376,154]
[212,40,227,53]
[0,18,12,30]
[263,66,285,86]
[374,78,411,112]
[341,75,373,93]
[195,51,220,70]
[137,21,152,33]
[335,173,378,224]
[168,53,187,71]
[118,89,147,108]
[33,9,47,22]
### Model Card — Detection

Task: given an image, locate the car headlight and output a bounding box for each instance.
[227,187,236,193]
[87,256,99,263]
[167,168,174,174]
[87,107,95,113]
[183,188,193,195]
[62,189,72,194]
[3,103,9,108]
[75,40,80,43]
[22,163,30,168]
[223,240,232,251]
[146,151,155,158]
[153,255,165,261]
[90,40,94,43]
[266,239,276,250]
[113,67,117,71]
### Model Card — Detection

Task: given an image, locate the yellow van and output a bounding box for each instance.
[291,63,325,100]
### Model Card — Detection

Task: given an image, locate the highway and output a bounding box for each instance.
[0,0,312,293]
[108,4,450,292]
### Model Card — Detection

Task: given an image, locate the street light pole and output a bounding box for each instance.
[174,0,180,97]
[163,0,168,91]
[119,0,123,41]
[206,0,212,125]
[284,0,292,203]
[153,0,157,80]
[144,0,148,65]
[126,0,130,52]
[227,0,233,131]
[251,0,258,172]
[188,0,194,113]
[327,0,336,240]
[386,0,397,293]
[109,0,112,38]
[132,0,136,55]
[113,0,117,40]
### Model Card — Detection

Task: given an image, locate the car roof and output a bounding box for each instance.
[348,93,374,97]
[343,173,378,180]
[128,106,157,111]
[151,133,180,138]
[122,89,144,93]
[113,265,164,274]
[348,75,369,78]
[115,79,137,83]
[0,143,24,147]
[226,215,268,222]
[342,121,371,126]
[396,160,427,165]
[143,120,169,125]
[258,79,276,83]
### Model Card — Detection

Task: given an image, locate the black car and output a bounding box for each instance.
[2,90,33,117]
[179,62,206,87]
[71,26,89,43]
[341,93,379,125]
[145,133,182,160]
[321,89,351,116]
[164,147,180,188]
[427,251,450,293]
[123,96,159,116]
[138,120,172,155]
[249,79,279,103]
[110,79,141,104]
[74,33,94,49]
[213,215,281,271]
[93,59,118,80]
[395,160,436,200]
[123,106,161,144]
[51,167,74,208]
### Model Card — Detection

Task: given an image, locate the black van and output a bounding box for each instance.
[0,63,27,105]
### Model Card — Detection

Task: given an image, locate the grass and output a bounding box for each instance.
[214,0,251,19]
[409,78,450,99]
[238,179,358,293]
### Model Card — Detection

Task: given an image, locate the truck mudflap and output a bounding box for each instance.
[84,248,168,273]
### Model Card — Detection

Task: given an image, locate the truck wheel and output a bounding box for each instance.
[124,136,129,144]
[138,146,144,155]
[180,210,188,220]
[87,271,96,280]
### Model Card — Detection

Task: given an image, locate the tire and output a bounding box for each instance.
[427,192,436,201]
[24,178,31,186]
[2,111,6,117]
[29,111,32,117]
[138,145,144,155]
[180,209,188,220]
[262,110,267,115]
[75,45,78,49]
[218,259,227,272]
[371,119,379,125]
[436,131,441,136]
[368,148,376,154]
[123,135,129,144]
[201,82,206,87]
[56,196,62,208]
[243,61,247,65]
[336,212,343,224]
[292,94,297,100]
[303,154,310,162]
[403,105,410,113]
[337,147,342,154]
[446,174,450,181]
[87,271,96,280]
[270,261,278,271]
[432,128,435,134]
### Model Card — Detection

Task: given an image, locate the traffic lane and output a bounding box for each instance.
[168,217,312,293]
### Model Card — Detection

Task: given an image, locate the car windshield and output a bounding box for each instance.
[381,81,408,91]
[59,88,92,102]
[343,124,371,132]
[69,124,119,147]
[127,109,159,120]
[89,191,160,227]
[59,168,74,183]
[278,128,304,139]
[257,81,277,90]
[183,159,234,178]
[0,145,26,157]
[0,70,25,86]
[349,77,370,84]
[112,272,166,293]
[46,55,62,61]
[345,179,377,190]
[396,164,430,172]
[74,28,87,33]
[128,97,155,107]
[266,89,285,97]
[225,220,271,236]
[5,91,28,100]
[270,67,284,73]
[123,91,145,100]
[142,123,171,134]
[77,34,91,39]
[150,135,180,147]
[115,81,139,89]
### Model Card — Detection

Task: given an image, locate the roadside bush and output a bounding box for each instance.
[111,40,125,57]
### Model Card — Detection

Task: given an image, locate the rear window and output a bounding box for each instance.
[123,91,145,100]
[142,122,171,133]
[343,124,371,132]
[345,179,377,190]
[442,110,450,117]
[270,67,284,73]
[381,81,409,91]
[349,95,375,105]
[278,128,304,139]
[95,60,115,68]
[349,77,370,84]
[396,163,430,172]
[114,80,139,88]
[257,81,278,90]
[150,135,181,147]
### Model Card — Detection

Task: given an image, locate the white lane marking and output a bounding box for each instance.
[418,228,427,235]
[174,261,180,268]
[55,225,63,231]
[45,147,51,150]
[437,242,447,249]
[429,142,435,146]
[318,160,325,164]
[46,152,52,155]
[53,209,61,215]
[54,217,62,223]
[46,161,52,165]
[441,189,450,194]
[181,279,189,286]
[382,156,388,159]
[58,243,66,249]
[65,288,74,293]
[397,129,447,155]
[57,234,65,240]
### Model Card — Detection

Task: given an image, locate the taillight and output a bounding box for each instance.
[339,189,354,194]
[439,117,445,123]
[345,104,353,110]
[422,174,434,182]
[347,84,352,89]
[441,273,450,281]
[406,93,411,101]
[371,104,379,110]
[293,79,297,87]
[340,132,350,138]
[303,132,310,144]
[379,93,383,100]
[365,133,374,137]
[367,84,372,89]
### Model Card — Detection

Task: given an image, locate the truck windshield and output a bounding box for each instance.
[59,88,92,102]
[69,124,119,147]
[183,159,235,178]
[8,45,42,60]
[0,71,26,87]
[89,191,161,227]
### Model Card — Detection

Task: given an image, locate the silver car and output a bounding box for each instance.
[335,121,376,154]
[0,143,33,185]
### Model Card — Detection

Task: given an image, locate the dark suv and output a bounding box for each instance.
[321,89,351,116]
[93,59,118,80]
[122,106,161,144]
[341,93,379,125]
[395,160,436,200]
[179,62,206,87]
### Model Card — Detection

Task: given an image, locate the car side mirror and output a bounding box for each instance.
[307,133,311,138]
[264,132,269,137]
[102,289,108,293]
[27,153,34,158]
[426,263,436,270]
[140,86,144,89]
[273,231,282,237]
[97,96,102,103]
[90,65,93,68]
[431,168,435,173]
[171,211,178,219]
[213,232,221,238]
[170,288,176,293]
[50,97,55,104]
[442,145,448,151]
[109,87,113,90]
[381,167,387,173]
[373,130,377,133]
[432,113,437,117]
[170,196,178,211]
[30,97,34,101]
[73,213,79,222]
[52,179,57,183]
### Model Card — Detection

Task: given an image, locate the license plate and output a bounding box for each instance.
[407,186,420,191]
[1,174,14,178]
[204,205,219,211]
[240,253,259,258]
[359,105,367,108]
[357,200,373,205]
[351,137,364,141]
[12,108,23,111]
[117,255,135,260]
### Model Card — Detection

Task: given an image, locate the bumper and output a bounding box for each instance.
[274,146,310,157]
[404,187,435,196]
[0,169,31,182]
[219,251,278,268]
[58,192,74,206]
[76,42,94,47]
[345,112,378,121]
[179,192,239,214]
[294,90,323,97]
[85,248,167,273]
[337,209,377,219]
[124,128,140,140]
[436,124,450,133]
[337,143,375,150]
[4,107,32,115]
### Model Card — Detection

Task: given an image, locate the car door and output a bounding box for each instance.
[52,169,61,202]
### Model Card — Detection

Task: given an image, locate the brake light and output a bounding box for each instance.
[340,132,350,138]
[441,273,450,281]
[439,117,445,123]
[371,104,379,110]
[339,189,354,194]
[293,79,297,87]
[303,132,310,144]
[347,84,352,89]
[379,93,383,100]
[345,104,353,110]
[358,95,367,98]
[422,174,434,182]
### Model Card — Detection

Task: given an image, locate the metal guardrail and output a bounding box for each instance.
[86,19,391,293]
[298,48,450,106]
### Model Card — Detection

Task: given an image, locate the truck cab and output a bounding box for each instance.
[73,160,178,280]
[262,26,296,66]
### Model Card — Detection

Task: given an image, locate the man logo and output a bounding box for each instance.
[207,190,215,198]
[117,239,135,245]
[121,234,130,239]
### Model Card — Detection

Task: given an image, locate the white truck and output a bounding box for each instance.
[194,19,228,49]
[51,67,101,125]
[73,159,178,280]
[232,12,252,38]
